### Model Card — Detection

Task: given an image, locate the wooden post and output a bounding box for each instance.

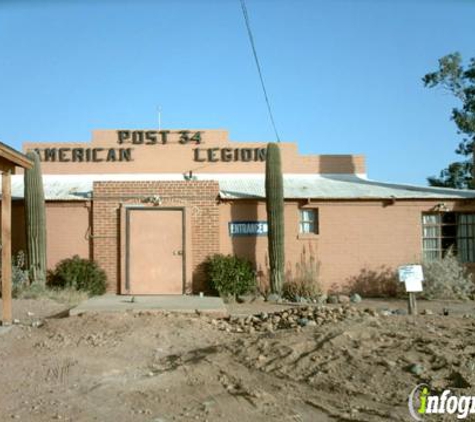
[408,292,417,316]
[1,170,12,325]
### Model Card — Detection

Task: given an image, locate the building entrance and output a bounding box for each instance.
[126,208,184,294]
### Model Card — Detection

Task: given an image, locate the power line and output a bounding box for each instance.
[239,0,281,143]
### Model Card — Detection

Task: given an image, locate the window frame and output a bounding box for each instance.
[298,208,319,236]
[422,212,475,263]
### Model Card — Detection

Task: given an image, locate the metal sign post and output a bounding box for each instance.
[408,292,417,315]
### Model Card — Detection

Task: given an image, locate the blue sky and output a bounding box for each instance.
[0,0,474,184]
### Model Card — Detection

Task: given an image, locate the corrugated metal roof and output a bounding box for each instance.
[4,173,475,201]
[9,176,92,200]
[218,174,475,200]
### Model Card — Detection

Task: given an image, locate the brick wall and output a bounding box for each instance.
[219,199,475,292]
[92,181,220,293]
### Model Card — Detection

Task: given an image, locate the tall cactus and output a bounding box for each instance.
[24,151,47,285]
[265,143,285,294]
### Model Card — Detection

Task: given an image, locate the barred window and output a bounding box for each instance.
[422,213,475,262]
[299,209,318,234]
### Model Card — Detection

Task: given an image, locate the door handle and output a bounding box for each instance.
[173,250,183,256]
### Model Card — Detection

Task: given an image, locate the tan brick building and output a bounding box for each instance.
[5,129,475,294]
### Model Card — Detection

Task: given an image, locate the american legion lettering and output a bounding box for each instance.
[33,147,133,163]
[32,130,267,163]
[117,130,267,163]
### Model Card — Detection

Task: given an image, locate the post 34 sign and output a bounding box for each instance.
[229,221,268,237]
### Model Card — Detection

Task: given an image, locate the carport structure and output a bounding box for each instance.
[0,142,33,325]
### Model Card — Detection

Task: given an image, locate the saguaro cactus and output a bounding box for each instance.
[24,151,47,285]
[265,143,285,294]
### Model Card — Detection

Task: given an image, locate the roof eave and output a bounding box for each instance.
[0,142,33,169]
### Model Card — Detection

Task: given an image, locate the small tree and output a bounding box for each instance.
[24,151,47,285]
[265,143,285,294]
[423,53,475,189]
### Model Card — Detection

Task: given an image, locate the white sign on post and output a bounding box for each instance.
[398,265,424,293]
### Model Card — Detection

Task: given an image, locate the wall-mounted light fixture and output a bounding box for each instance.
[433,202,449,212]
[142,195,162,206]
[183,171,194,181]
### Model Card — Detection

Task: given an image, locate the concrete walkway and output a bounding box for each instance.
[70,294,228,317]
[0,326,12,335]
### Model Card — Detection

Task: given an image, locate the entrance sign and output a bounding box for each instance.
[229,221,268,237]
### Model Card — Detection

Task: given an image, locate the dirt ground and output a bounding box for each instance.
[1,298,475,421]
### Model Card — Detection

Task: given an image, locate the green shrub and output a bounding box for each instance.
[421,252,475,300]
[205,254,256,298]
[47,255,107,296]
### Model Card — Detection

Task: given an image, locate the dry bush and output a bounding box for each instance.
[0,251,30,297]
[15,284,88,307]
[283,244,322,300]
[421,252,475,300]
[346,266,404,298]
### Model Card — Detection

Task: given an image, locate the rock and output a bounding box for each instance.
[259,312,268,320]
[251,295,265,303]
[12,319,20,324]
[421,309,434,315]
[315,294,328,304]
[350,293,362,303]
[31,320,43,328]
[392,309,407,316]
[408,364,424,376]
[237,294,254,304]
[338,295,351,304]
[266,293,281,303]
[327,295,339,304]
[306,320,317,327]
[294,296,308,304]
[382,359,397,368]
[297,318,309,327]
